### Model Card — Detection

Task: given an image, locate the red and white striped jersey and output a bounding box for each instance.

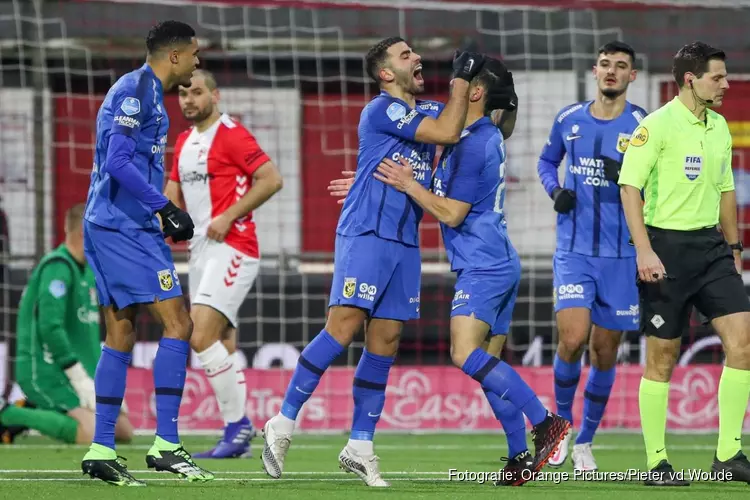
[170,113,271,258]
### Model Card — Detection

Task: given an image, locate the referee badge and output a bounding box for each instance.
[343,277,356,299]
[630,126,648,147]
[158,269,174,291]
[616,133,631,153]
[684,155,703,181]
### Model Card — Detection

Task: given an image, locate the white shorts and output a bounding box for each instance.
[188,239,259,328]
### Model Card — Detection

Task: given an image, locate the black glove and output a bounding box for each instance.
[485,68,518,113]
[601,156,621,183]
[552,187,576,214]
[452,50,485,82]
[157,200,194,242]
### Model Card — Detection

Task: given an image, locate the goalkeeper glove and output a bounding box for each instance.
[158,200,195,242]
[484,60,518,113]
[452,50,485,82]
[552,187,576,214]
[601,156,622,183]
[64,362,96,411]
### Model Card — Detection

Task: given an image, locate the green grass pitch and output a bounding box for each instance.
[0,433,746,499]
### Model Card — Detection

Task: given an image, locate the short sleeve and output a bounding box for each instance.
[169,132,188,182]
[111,85,148,138]
[228,127,272,177]
[719,132,735,192]
[446,138,486,204]
[618,118,662,190]
[367,98,426,141]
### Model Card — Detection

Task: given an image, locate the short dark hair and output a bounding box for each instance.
[597,41,636,66]
[672,41,726,88]
[146,21,196,55]
[473,59,503,92]
[365,37,405,83]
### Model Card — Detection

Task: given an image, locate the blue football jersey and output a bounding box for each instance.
[433,116,515,272]
[84,63,169,230]
[538,101,646,258]
[336,92,443,247]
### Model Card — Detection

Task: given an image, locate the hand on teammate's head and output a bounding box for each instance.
[483,57,517,113]
[452,50,486,82]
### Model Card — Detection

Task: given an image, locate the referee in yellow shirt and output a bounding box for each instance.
[619,41,750,486]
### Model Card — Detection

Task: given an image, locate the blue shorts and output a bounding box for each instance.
[451,258,521,336]
[329,232,420,321]
[83,220,183,309]
[553,250,639,331]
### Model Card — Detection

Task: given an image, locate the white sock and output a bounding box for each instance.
[272,413,296,435]
[347,439,374,456]
[230,351,249,425]
[195,341,244,425]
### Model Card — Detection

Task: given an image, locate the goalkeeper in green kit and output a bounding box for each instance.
[0,204,133,444]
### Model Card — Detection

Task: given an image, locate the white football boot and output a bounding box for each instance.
[338,445,390,487]
[261,418,292,479]
[547,430,571,468]
[572,442,598,472]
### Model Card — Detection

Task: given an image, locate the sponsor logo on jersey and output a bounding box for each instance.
[343,277,356,299]
[152,135,167,155]
[418,102,440,112]
[158,269,174,291]
[386,102,406,121]
[557,284,584,300]
[397,109,419,130]
[616,305,639,317]
[557,104,583,123]
[684,155,702,181]
[630,126,648,147]
[182,171,214,185]
[617,133,631,153]
[114,115,140,129]
[120,97,140,116]
[566,124,581,141]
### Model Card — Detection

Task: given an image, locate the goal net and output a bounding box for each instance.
[1,0,748,433]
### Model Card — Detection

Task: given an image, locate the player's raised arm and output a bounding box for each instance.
[412,52,485,144]
[36,261,96,409]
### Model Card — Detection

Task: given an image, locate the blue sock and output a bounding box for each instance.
[462,349,548,426]
[154,337,189,445]
[351,349,394,441]
[93,346,132,449]
[483,387,527,457]
[576,366,615,444]
[280,330,344,420]
[553,354,581,424]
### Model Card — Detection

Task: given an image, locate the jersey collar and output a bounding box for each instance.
[463,116,493,136]
[669,96,715,129]
[141,63,164,97]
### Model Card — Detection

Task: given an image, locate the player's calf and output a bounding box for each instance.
[262,305,362,478]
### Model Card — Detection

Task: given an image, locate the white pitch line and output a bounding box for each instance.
[0,443,719,451]
[0,470,445,475]
[0,477,448,482]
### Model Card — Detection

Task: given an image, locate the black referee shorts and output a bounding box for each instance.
[639,226,750,340]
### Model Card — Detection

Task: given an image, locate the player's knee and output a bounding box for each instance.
[557,333,586,362]
[325,306,366,346]
[164,309,193,342]
[644,339,679,382]
[590,329,622,370]
[189,325,221,352]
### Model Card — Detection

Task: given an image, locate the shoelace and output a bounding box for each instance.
[174,447,198,466]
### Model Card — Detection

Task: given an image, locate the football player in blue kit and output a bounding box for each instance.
[261,37,487,487]
[375,59,570,487]
[80,21,213,486]
[537,41,647,471]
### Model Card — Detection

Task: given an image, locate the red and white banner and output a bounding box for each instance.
[125,365,728,432]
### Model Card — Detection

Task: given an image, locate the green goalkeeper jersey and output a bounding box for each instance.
[15,244,101,383]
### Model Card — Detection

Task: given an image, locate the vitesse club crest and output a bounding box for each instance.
[343,277,356,299]
[616,133,631,154]
[158,269,174,291]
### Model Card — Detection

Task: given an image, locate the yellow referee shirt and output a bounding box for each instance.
[618,96,734,231]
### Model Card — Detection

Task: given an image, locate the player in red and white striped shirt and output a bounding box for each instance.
[165,70,283,458]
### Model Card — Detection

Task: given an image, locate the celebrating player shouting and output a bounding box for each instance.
[165,69,283,459]
[81,21,213,485]
[537,41,646,471]
[261,37,486,486]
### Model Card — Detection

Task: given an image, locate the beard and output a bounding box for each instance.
[183,103,213,123]
[601,85,626,99]
[394,68,422,95]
